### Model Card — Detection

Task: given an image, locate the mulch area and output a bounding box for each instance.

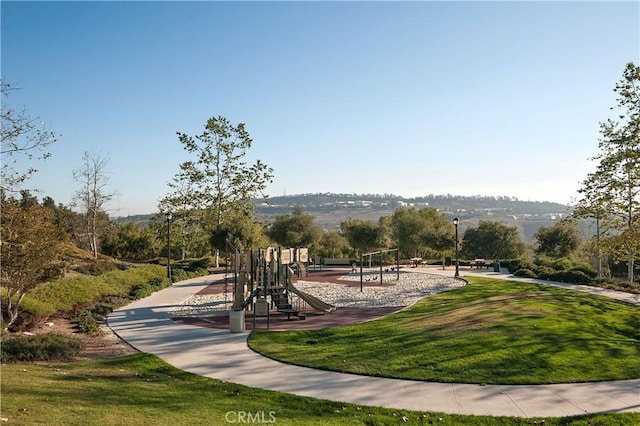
[175,267,406,331]
[195,267,398,296]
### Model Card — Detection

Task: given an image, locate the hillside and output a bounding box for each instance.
[254,193,573,240]
[114,193,576,241]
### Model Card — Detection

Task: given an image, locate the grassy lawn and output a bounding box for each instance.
[1,353,638,426]
[249,277,640,384]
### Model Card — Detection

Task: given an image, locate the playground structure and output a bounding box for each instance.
[225,240,335,331]
[359,248,400,292]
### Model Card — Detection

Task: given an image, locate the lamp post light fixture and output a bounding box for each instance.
[165,212,172,281]
[453,217,459,278]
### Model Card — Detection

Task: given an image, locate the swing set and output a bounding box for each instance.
[358,248,400,292]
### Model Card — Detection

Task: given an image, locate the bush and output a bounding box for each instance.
[551,258,574,271]
[534,266,555,280]
[1,334,84,362]
[187,257,213,271]
[72,310,100,335]
[128,283,153,300]
[128,276,171,300]
[73,260,127,276]
[545,270,593,285]
[514,268,537,278]
[91,295,130,320]
[508,258,536,274]
[101,265,167,296]
[569,264,598,279]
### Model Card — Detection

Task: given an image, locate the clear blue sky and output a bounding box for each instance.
[2,1,639,216]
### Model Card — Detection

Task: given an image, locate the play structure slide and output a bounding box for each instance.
[287,278,335,313]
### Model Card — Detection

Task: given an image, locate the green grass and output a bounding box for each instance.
[248,277,640,384]
[1,353,637,425]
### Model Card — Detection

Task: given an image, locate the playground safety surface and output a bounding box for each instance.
[175,268,405,330]
[173,305,404,331]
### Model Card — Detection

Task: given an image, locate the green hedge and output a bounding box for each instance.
[508,257,599,286]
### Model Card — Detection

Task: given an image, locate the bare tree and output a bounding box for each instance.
[72,151,114,257]
[0,81,57,193]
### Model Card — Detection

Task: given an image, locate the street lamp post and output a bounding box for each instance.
[453,217,459,278]
[166,212,172,281]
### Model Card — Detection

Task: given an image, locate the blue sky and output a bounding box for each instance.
[2,1,639,216]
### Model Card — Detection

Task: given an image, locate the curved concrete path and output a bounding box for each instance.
[108,270,640,418]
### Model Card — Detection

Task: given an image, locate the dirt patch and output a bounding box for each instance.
[7,317,138,362]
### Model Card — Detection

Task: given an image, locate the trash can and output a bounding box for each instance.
[229,309,245,333]
[255,297,268,317]
[493,259,501,272]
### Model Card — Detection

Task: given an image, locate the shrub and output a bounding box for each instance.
[1,334,84,362]
[508,258,536,274]
[188,257,213,271]
[91,295,130,320]
[546,270,593,285]
[551,258,574,271]
[534,266,556,280]
[514,268,537,278]
[128,283,153,300]
[569,264,598,279]
[74,260,126,276]
[101,265,166,297]
[72,310,100,335]
[128,276,171,300]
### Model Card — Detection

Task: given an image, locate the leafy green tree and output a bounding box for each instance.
[316,230,350,258]
[1,201,61,329]
[266,206,322,249]
[574,62,640,282]
[420,212,456,266]
[534,219,582,258]
[166,116,274,265]
[0,82,57,194]
[340,218,385,256]
[101,222,160,261]
[390,207,426,258]
[390,207,455,261]
[461,221,525,260]
[210,209,268,252]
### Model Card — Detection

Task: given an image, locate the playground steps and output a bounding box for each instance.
[261,284,292,309]
[264,284,307,320]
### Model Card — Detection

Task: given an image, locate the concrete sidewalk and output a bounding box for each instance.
[108,273,640,418]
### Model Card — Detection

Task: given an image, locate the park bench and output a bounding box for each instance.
[470,259,492,269]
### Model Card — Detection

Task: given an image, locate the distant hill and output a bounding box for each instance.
[254,193,573,241]
[258,193,568,214]
[113,193,576,241]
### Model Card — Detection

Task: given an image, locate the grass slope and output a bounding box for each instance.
[1,354,637,425]
[248,277,640,384]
